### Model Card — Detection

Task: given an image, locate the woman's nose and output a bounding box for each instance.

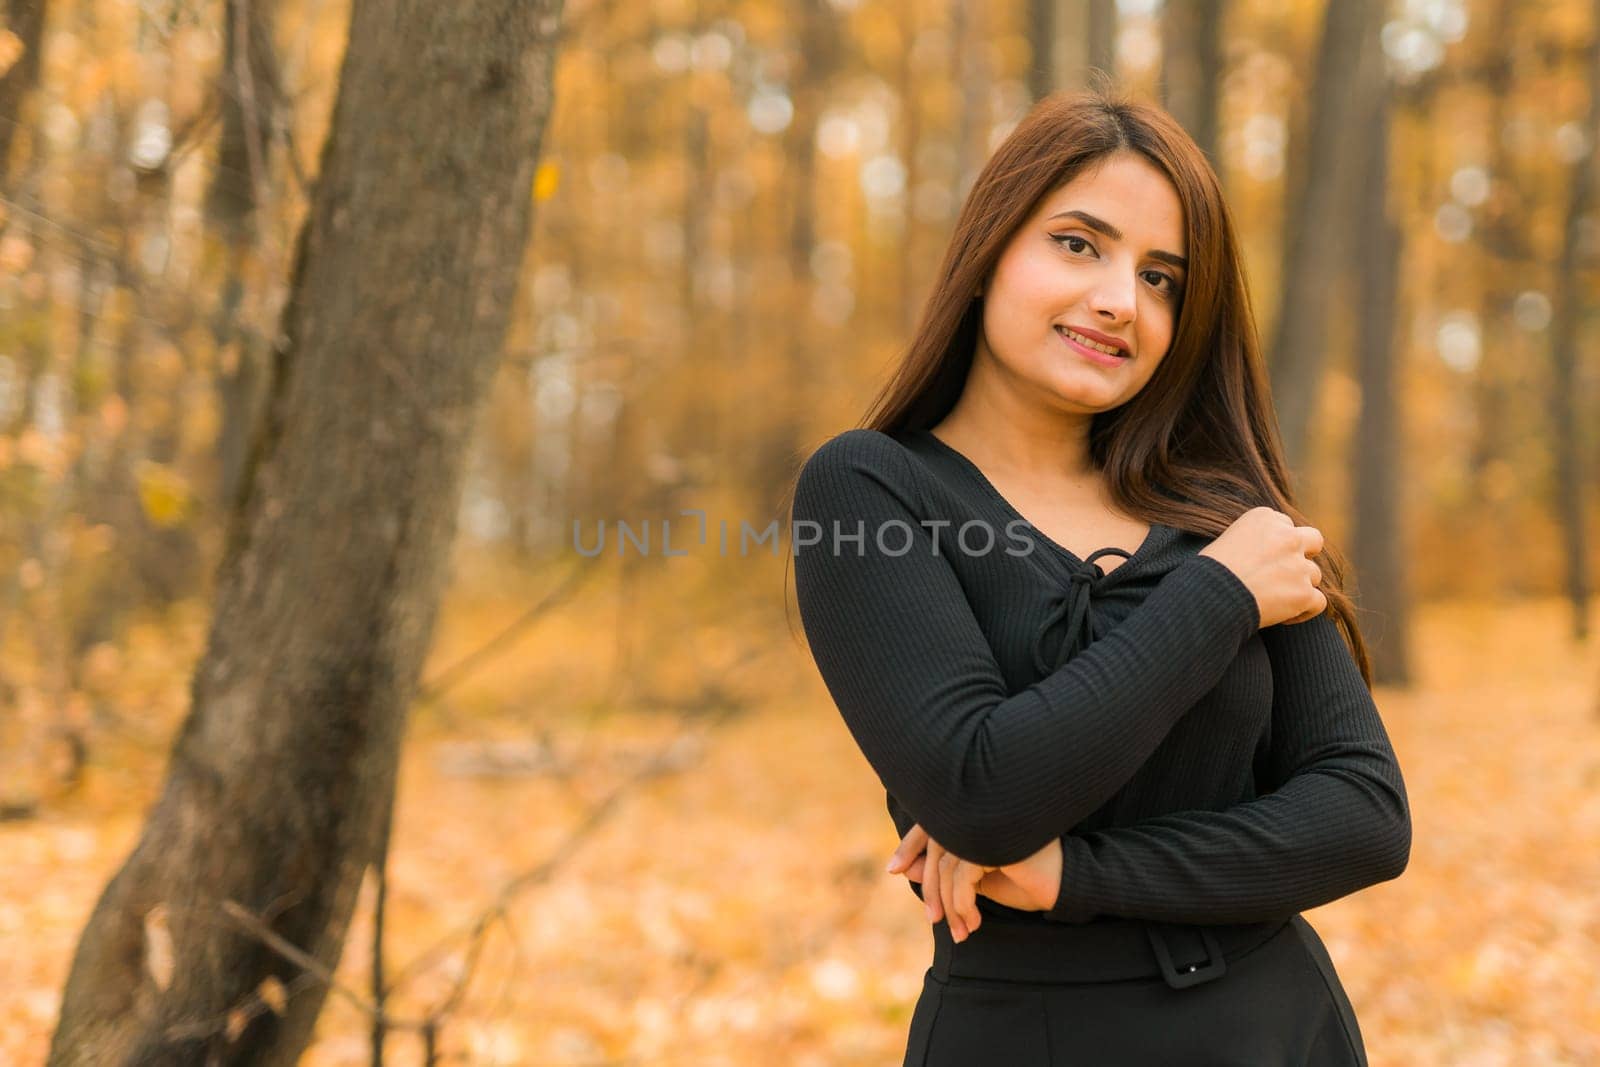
[1089,280,1136,323]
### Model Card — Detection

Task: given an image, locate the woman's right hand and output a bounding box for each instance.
[1198,506,1327,628]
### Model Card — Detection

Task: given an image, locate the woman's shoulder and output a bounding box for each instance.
[803,427,915,465]
[798,428,922,485]
[794,428,927,517]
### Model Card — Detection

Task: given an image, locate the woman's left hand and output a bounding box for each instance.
[886,824,1063,942]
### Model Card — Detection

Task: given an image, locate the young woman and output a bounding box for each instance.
[787,89,1410,1065]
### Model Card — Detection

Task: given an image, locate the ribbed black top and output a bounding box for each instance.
[791,428,1411,927]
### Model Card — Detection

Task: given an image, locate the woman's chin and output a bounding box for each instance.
[1040,377,1126,413]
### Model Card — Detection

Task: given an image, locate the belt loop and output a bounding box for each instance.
[1144,921,1228,990]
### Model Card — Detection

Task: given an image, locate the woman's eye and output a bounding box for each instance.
[1054,234,1181,296]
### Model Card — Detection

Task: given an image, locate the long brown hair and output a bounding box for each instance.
[783,86,1372,686]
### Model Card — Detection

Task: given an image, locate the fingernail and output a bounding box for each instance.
[886,857,898,873]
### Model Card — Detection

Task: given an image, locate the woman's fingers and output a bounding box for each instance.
[951,862,985,940]
[923,839,946,923]
[939,851,962,938]
[1299,523,1325,556]
[887,823,929,874]
[905,833,994,942]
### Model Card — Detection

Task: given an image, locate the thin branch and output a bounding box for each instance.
[229,0,273,219]
[219,899,426,1035]
[370,791,395,1066]
[386,703,739,997]
[417,558,599,702]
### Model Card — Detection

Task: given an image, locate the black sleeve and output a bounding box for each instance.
[1046,612,1412,925]
[791,430,1261,867]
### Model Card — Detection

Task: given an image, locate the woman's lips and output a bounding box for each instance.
[1056,326,1130,367]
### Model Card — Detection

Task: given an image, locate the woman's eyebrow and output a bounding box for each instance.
[1045,208,1188,270]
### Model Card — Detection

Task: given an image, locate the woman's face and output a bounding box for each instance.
[975,150,1187,413]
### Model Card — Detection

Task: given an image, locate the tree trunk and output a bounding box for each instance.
[1466,0,1526,502]
[0,0,47,189]
[1037,0,1116,93]
[897,0,923,333]
[208,0,281,509]
[759,0,836,496]
[47,1,564,1063]
[1349,22,1412,687]
[1087,0,1115,80]
[953,0,989,198]
[1026,0,1055,102]
[1160,0,1225,166]
[1548,0,1600,640]
[1266,0,1376,475]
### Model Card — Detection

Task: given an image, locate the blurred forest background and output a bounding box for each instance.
[1,0,1599,1063]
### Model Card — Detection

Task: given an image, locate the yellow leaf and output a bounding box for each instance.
[135,461,193,528]
[534,161,560,201]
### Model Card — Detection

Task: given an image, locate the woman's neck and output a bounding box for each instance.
[931,403,1099,486]
[931,343,1104,481]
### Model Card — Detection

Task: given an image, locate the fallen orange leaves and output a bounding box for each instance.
[2,579,1596,1065]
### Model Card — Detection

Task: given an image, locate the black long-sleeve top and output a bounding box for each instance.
[790,428,1411,927]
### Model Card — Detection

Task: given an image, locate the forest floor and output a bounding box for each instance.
[2,553,1598,1066]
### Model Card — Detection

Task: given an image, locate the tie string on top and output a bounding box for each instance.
[1030,546,1137,676]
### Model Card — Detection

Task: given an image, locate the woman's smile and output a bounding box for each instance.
[1057,325,1132,366]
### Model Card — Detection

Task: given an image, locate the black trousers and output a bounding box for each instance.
[902,914,1367,1066]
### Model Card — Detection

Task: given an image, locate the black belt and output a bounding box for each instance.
[929,914,1291,991]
